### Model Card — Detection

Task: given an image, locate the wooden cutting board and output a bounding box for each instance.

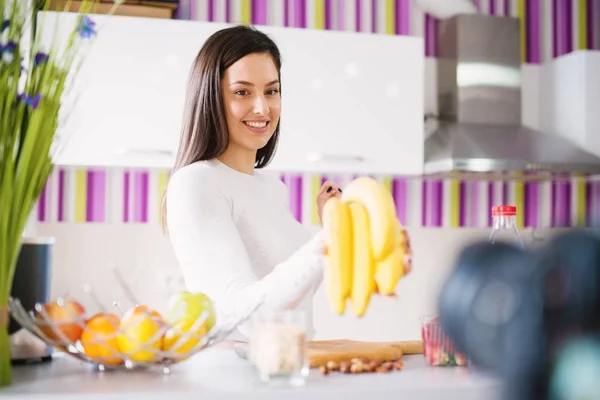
[307,340,423,368]
[233,339,423,369]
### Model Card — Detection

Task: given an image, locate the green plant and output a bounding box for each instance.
[0,0,118,386]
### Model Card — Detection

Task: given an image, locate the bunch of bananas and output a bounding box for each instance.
[322,177,413,317]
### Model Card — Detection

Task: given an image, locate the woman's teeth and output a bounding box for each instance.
[244,121,267,128]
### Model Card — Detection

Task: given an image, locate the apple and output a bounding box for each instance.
[117,305,164,363]
[36,298,86,344]
[166,291,216,332]
[80,312,123,365]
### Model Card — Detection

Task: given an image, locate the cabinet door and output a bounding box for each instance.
[262,28,424,175]
[43,13,193,169]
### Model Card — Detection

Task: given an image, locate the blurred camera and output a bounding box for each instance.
[438,230,600,400]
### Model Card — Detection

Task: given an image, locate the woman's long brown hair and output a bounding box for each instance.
[160,25,282,232]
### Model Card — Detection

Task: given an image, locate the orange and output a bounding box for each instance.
[80,312,124,365]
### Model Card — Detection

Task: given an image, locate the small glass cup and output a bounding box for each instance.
[248,309,309,386]
[420,315,469,367]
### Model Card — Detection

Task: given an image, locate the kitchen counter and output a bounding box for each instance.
[2,347,503,400]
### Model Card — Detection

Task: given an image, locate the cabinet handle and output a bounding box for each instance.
[306,153,364,163]
[113,148,174,157]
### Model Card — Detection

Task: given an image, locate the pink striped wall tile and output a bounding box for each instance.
[133,171,149,223]
[252,0,268,24]
[392,178,408,225]
[395,0,411,35]
[282,173,303,222]
[86,169,107,222]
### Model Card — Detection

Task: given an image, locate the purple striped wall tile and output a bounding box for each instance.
[564,0,573,55]
[392,178,408,225]
[422,180,442,227]
[395,0,410,35]
[189,0,197,20]
[283,174,303,222]
[355,0,362,32]
[225,0,231,22]
[133,171,149,223]
[58,168,65,222]
[553,0,558,57]
[490,0,497,15]
[524,180,539,227]
[421,180,427,226]
[425,14,438,57]
[123,171,130,223]
[526,0,541,63]
[325,0,334,29]
[552,179,571,227]
[473,0,481,11]
[337,0,345,30]
[252,0,268,24]
[459,181,467,226]
[505,0,510,16]
[37,181,48,222]
[593,180,600,227]
[284,0,290,26]
[292,0,307,27]
[208,0,216,21]
[594,0,600,49]
[86,170,106,222]
[502,181,508,205]
[487,182,494,226]
[585,180,593,226]
[554,0,573,56]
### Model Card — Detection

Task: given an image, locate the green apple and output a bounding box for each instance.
[167,291,216,331]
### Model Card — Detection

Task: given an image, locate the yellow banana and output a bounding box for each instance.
[322,197,353,314]
[347,202,376,317]
[341,177,397,261]
[321,177,414,315]
[374,219,412,295]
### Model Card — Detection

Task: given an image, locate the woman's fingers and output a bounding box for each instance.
[320,180,342,196]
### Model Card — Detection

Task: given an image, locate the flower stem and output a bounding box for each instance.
[0,318,12,386]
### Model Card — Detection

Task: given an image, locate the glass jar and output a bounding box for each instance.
[248,309,308,386]
[489,205,524,248]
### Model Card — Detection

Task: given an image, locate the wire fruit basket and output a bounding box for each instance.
[8,264,263,374]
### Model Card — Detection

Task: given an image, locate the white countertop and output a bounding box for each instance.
[2,348,503,400]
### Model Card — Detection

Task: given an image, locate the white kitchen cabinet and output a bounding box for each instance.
[539,50,600,159]
[38,12,424,174]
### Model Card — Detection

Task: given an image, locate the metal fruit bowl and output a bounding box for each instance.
[7,263,262,373]
[8,296,261,373]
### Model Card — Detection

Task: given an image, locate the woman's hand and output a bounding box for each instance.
[317,180,342,224]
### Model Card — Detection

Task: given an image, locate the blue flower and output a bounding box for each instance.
[1,41,17,63]
[17,93,42,110]
[34,52,49,66]
[76,15,96,39]
[2,19,8,32]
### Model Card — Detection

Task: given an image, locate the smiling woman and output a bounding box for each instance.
[162,25,342,341]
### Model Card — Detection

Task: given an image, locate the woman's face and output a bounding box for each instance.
[221,52,281,154]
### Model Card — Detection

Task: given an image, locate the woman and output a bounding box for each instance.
[163,25,341,341]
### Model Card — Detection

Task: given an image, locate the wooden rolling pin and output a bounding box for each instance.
[307,340,423,368]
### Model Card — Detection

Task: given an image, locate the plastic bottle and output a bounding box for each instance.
[489,205,524,248]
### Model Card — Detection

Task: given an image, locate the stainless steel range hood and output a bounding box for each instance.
[424,14,600,177]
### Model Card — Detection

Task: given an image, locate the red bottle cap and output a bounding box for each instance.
[492,205,517,216]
